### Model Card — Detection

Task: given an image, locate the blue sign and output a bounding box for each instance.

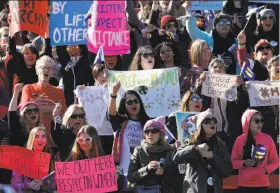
[188,1,223,11]
[50,0,93,46]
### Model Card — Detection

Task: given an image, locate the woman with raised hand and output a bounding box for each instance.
[51,104,87,161]
[8,83,42,147]
[109,81,151,192]
[11,126,55,193]
[174,109,232,193]
[67,125,104,161]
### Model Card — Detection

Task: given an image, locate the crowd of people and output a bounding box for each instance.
[0,0,279,193]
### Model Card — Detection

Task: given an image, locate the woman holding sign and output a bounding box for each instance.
[128,117,178,193]
[173,109,232,193]
[231,109,279,193]
[67,125,104,161]
[11,126,54,193]
[109,81,151,192]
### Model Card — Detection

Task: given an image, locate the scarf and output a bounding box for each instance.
[211,98,228,133]
[142,142,173,155]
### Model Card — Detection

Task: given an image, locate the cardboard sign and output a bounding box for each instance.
[175,112,199,142]
[55,155,117,193]
[108,68,181,117]
[202,73,238,101]
[248,81,280,107]
[50,0,93,46]
[188,1,223,10]
[87,0,130,55]
[9,0,48,37]
[249,0,279,4]
[75,86,109,129]
[0,145,51,179]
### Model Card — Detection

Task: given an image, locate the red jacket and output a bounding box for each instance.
[231,109,279,187]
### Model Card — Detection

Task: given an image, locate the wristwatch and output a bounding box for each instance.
[110,93,117,99]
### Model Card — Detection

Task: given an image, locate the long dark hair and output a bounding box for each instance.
[154,42,182,67]
[118,90,150,127]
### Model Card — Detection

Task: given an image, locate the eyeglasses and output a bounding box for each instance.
[144,129,160,134]
[142,53,155,59]
[165,23,177,29]
[25,108,39,115]
[126,99,140,105]
[190,96,203,102]
[261,16,274,21]
[202,117,217,124]
[257,46,272,52]
[76,137,92,144]
[218,20,231,26]
[253,118,264,124]
[70,114,85,119]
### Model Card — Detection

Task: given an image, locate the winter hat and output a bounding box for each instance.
[18,101,39,113]
[254,39,272,52]
[258,9,276,25]
[195,108,214,131]
[241,109,260,135]
[144,116,166,134]
[214,12,232,28]
[160,15,177,29]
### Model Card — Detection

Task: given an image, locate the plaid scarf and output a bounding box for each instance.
[112,120,128,164]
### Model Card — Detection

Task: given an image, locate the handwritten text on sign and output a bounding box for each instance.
[87,0,130,55]
[0,145,51,179]
[188,1,223,10]
[75,86,109,130]
[55,155,117,193]
[50,1,93,46]
[9,0,48,37]
[248,81,280,107]
[108,68,181,117]
[202,73,238,101]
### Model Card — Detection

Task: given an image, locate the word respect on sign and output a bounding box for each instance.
[55,155,117,193]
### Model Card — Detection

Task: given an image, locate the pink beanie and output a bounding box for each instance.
[144,116,166,134]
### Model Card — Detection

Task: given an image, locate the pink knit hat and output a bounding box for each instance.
[144,116,166,134]
[18,101,39,113]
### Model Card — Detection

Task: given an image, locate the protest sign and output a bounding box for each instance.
[108,68,181,117]
[87,0,130,55]
[0,145,51,179]
[50,0,92,46]
[248,81,280,107]
[202,73,238,101]
[55,155,117,193]
[75,86,109,129]
[188,1,223,10]
[175,112,199,142]
[9,0,48,37]
[249,0,279,4]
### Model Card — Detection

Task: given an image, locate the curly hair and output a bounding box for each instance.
[129,45,156,71]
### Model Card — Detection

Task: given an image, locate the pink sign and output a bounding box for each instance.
[55,155,117,193]
[87,0,130,55]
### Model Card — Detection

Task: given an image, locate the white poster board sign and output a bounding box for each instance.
[108,68,181,117]
[75,86,109,129]
[248,81,280,107]
[202,73,238,101]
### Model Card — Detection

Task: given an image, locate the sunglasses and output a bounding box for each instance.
[70,114,85,119]
[142,53,155,59]
[0,34,8,38]
[190,96,203,102]
[25,108,39,115]
[257,46,272,52]
[202,117,217,124]
[253,118,264,124]
[261,16,274,21]
[218,20,231,26]
[144,129,160,134]
[76,136,92,144]
[126,99,140,105]
[165,23,177,29]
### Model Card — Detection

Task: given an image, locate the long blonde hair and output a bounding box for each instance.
[19,105,42,134]
[26,126,51,153]
[62,104,87,128]
[68,125,104,161]
[190,40,210,66]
